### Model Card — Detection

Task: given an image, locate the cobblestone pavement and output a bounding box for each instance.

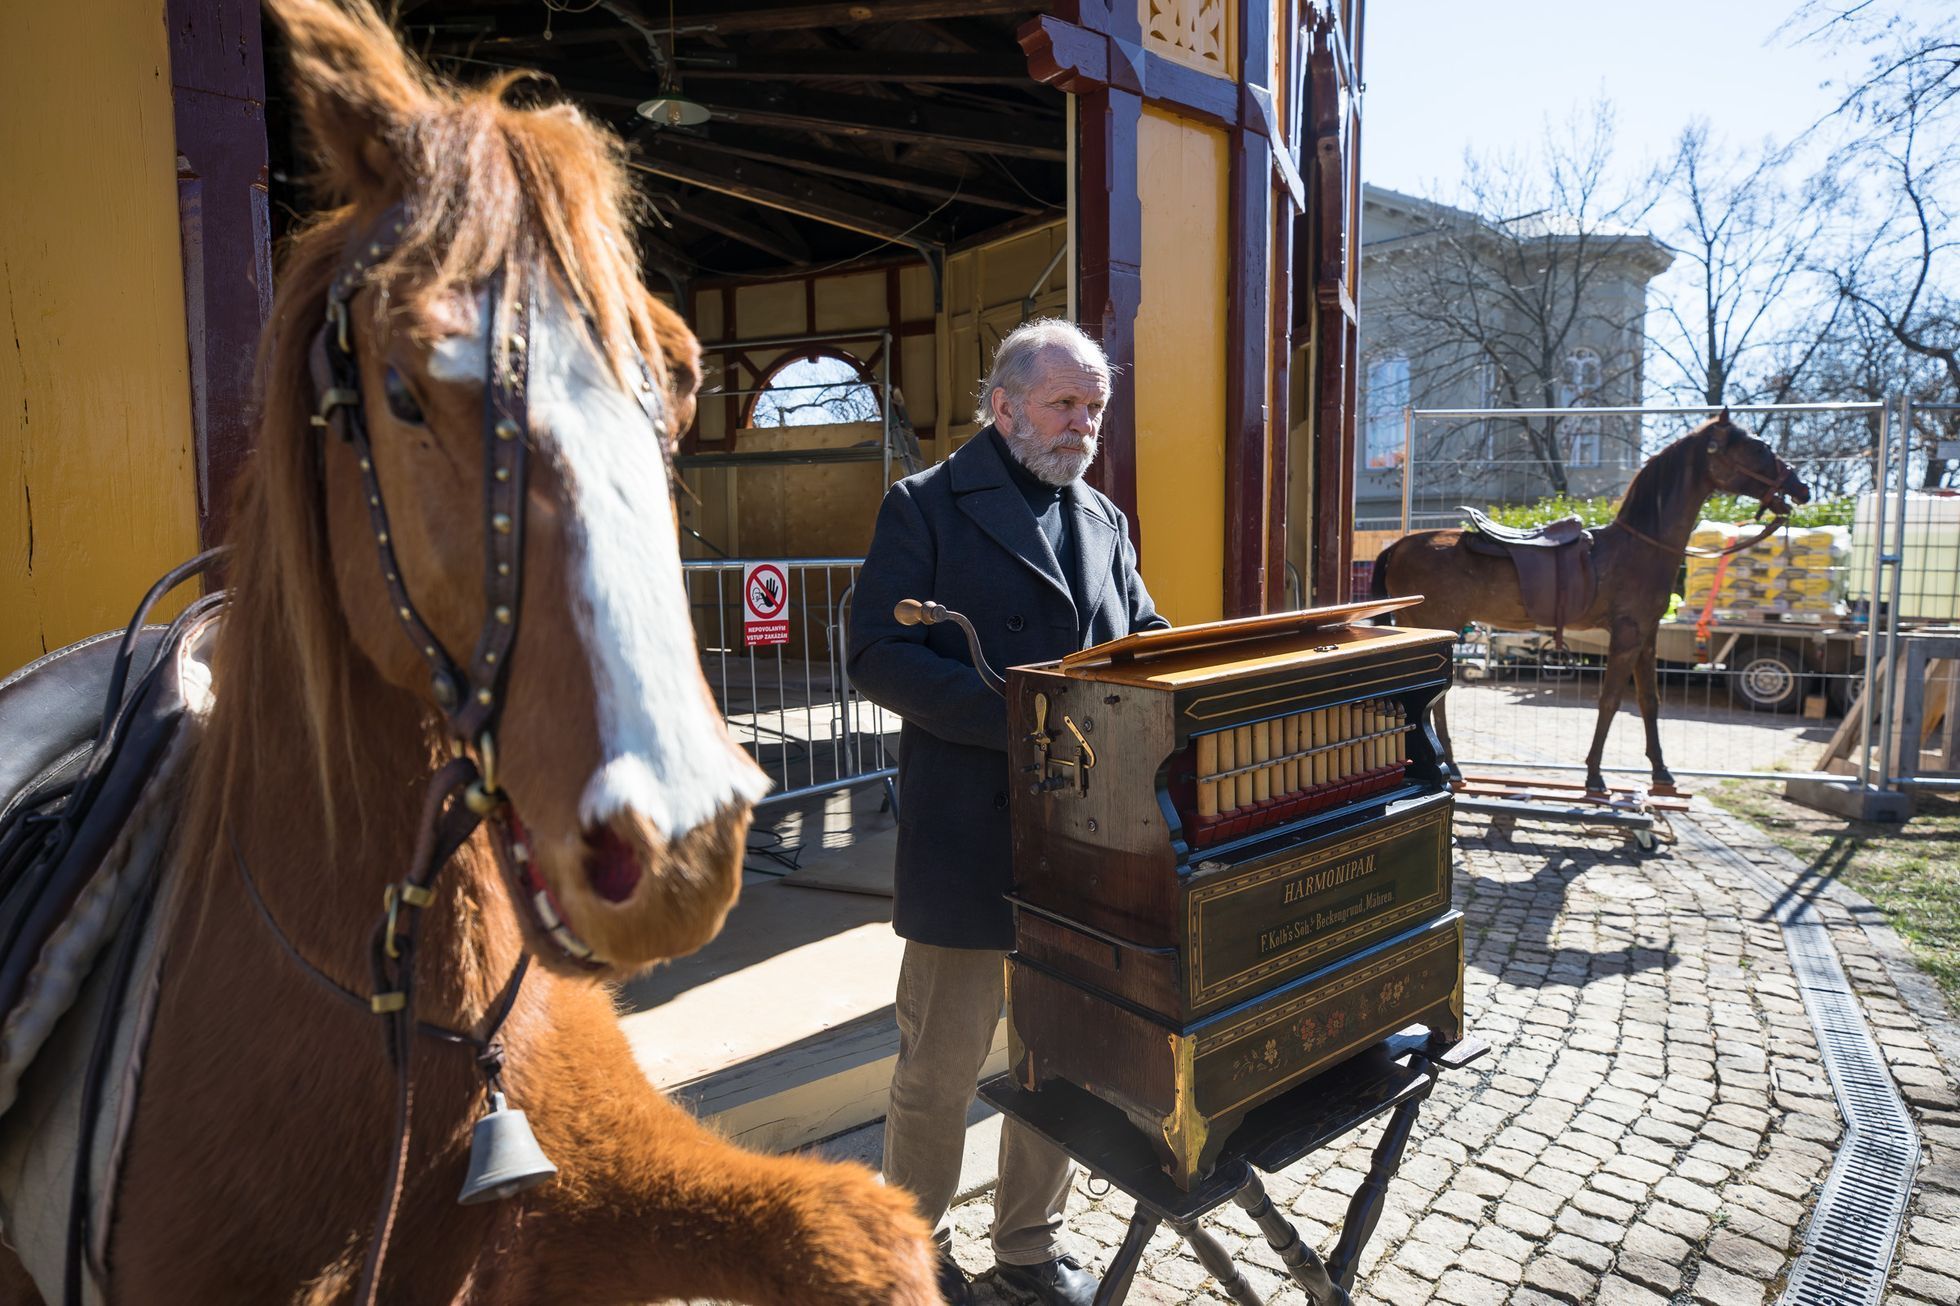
[947,806,1960,1306]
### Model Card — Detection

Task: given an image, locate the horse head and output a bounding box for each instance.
[1701,408,1811,518]
[264,0,768,974]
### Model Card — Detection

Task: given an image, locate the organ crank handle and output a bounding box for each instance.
[893,598,1006,698]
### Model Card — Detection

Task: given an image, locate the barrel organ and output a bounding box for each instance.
[1005,599,1464,1188]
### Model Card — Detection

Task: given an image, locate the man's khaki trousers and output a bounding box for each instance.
[882,940,1074,1266]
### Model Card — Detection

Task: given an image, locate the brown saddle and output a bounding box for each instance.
[1458,506,1589,548]
[0,555,222,1101]
[0,555,221,1304]
[1458,507,1598,647]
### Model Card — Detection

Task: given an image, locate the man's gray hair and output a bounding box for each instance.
[974,317,1111,427]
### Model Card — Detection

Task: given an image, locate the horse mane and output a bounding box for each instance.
[184,1,699,863]
[1613,419,1717,540]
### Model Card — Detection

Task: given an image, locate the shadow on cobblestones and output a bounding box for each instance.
[1459,837,1678,983]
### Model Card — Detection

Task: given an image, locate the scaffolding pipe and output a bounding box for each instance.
[1859,400,1891,788]
[1877,394,1911,789]
[1461,760,1841,783]
[1412,401,1886,419]
[1411,400,1881,413]
[698,328,892,351]
[1021,241,1068,323]
[1401,405,1414,535]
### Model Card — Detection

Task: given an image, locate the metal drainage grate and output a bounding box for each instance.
[1675,818,1921,1306]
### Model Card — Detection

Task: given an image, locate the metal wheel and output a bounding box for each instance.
[1826,659,1866,718]
[1537,646,1580,682]
[1730,641,1805,713]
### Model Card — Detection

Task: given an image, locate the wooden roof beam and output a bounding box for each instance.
[678,127,1046,214]
[544,72,1064,162]
[682,82,1064,162]
[651,189,814,265]
[628,140,952,246]
[675,51,1032,84]
[670,0,1034,37]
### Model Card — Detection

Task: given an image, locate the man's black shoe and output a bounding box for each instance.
[993,1253,1098,1306]
[935,1249,974,1306]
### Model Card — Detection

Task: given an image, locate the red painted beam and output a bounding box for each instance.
[167,0,271,551]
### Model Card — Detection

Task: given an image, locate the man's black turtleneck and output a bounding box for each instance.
[988,425,1078,603]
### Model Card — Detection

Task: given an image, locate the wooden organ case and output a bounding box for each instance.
[1004,600,1464,1189]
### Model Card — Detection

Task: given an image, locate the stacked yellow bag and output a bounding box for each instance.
[1681,522,1742,609]
[1677,523,1850,618]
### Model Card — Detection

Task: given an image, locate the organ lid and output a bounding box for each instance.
[1039,596,1454,687]
[1062,597,1424,668]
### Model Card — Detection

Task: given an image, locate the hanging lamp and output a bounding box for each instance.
[636,0,710,126]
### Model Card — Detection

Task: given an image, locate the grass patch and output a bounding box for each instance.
[1706,782,1960,1007]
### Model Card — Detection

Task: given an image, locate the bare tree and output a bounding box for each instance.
[1369,104,1670,496]
[1648,123,1829,408]
[748,355,882,428]
[1797,2,1960,485]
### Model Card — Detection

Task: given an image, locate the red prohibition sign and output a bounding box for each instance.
[746,563,787,620]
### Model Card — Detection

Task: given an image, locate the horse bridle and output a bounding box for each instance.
[296,202,543,1306]
[1709,436,1801,512]
[308,204,530,796]
[1620,433,1801,559]
[294,204,663,1305]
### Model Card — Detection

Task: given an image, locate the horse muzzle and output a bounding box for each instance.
[1763,471,1811,517]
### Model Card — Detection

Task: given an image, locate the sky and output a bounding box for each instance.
[1362,1,1856,202]
[1359,1,1956,402]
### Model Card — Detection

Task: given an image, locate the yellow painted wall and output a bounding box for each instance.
[1,2,200,671]
[1134,108,1228,624]
[940,221,1068,453]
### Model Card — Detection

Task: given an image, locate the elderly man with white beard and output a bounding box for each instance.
[848,319,1169,1306]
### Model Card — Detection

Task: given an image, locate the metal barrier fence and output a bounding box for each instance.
[1356,400,1959,788]
[1886,400,1960,791]
[682,558,897,809]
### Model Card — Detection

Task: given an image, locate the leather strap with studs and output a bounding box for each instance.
[306,207,531,750]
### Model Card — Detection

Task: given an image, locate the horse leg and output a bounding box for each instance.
[1633,629,1676,792]
[1584,622,1642,794]
[499,990,940,1306]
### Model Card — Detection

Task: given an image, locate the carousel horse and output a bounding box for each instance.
[0,1,940,1301]
[1372,411,1810,795]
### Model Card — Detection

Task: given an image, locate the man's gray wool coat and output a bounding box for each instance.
[847,427,1168,950]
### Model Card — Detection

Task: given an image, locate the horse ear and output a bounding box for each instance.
[266,0,437,199]
[1707,408,1733,452]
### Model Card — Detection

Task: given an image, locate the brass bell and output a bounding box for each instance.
[457,1091,558,1205]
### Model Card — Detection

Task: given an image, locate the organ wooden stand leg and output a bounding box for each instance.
[980,1033,1489,1306]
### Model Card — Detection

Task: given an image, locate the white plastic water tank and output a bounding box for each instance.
[1847,491,1960,621]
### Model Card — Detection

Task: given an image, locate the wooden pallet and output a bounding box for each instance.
[1454,772,1693,811]
[1690,607,1849,628]
[1450,772,1682,851]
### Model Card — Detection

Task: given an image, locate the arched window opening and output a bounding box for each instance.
[746,351,881,429]
[1362,354,1410,470]
[1559,347,1603,467]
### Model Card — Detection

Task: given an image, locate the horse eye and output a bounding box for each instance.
[383,367,425,425]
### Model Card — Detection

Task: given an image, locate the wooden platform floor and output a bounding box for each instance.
[617,791,1007,1154]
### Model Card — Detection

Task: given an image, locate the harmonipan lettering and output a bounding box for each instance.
[1279,853,1376,905]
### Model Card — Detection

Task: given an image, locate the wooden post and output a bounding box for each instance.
[1224,0,1275,617]
[167,0,271,549]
